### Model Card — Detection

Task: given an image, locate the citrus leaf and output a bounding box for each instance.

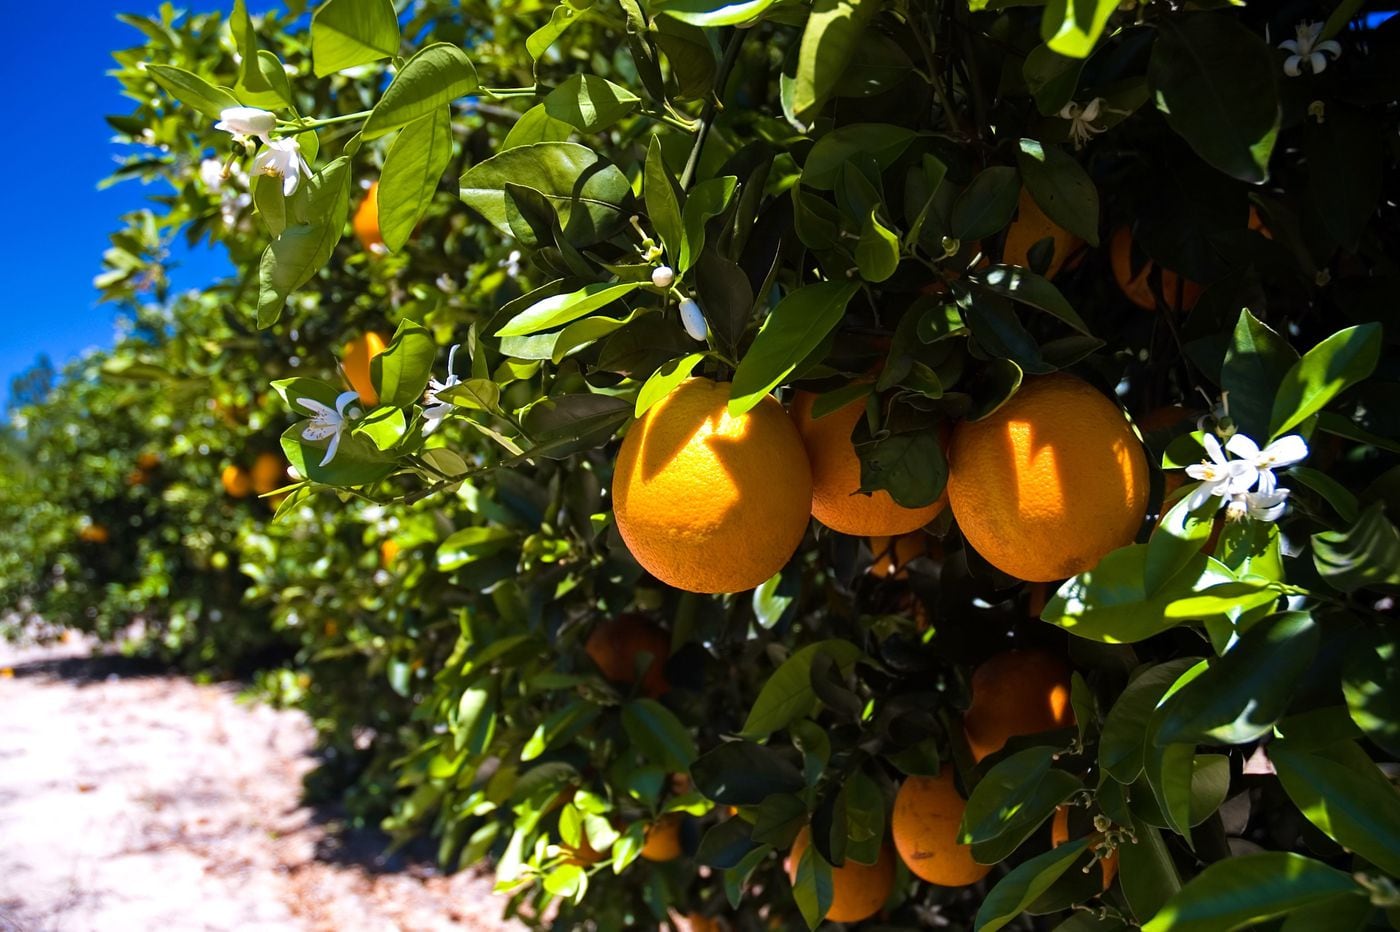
[310,0,399,77]
[740,640,864,739]
[378,107,453,253]
[729,282,860,417]
[1268,323,1382,440]
[1141,853,1363,932]
[363,43,478,140]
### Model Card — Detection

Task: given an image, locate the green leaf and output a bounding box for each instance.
[961,747,1081,864]
[378,107,453,253]
[279,421,394,487]
[803,124,919,190]
[1220,309,1299,442]
[1271,739,1400,877]
[1342,632,1400,757]
[1041,0,1119,58]
[636,353,705,418]
[436,526,516,570]
[371,320,436,408]
[970,265,1091,335]
[1023,45,1084,115]
[856,429,948,509]
[436,378,502,413]
[363,43,478,140]
[460,143,632,244]
[311,0,399,77]
[517,394,632,460]
[690,741,806,805]
[792,841,835,929]
[1141,853,1363,932]
[257,158,352,327]
[729,282,860,417]
[146,65,238,119]
[1153,612,1318,746]
[622,699,698,772]
[526,3,581,61]
[739,640,863,739]
[500,103,574,150]
[792,0,879,122]
[680,175,737,272]
[495,282,640,338]
[644,138,685,262]
[750,793,808,848]
[543,74,641,133]
[1099,658,1203,784]
[650,0,778,27]
[521,703,598,762]
[1312,502,1400,593]
[697,817,758,868]
[1268,323,1382,439]
[855,208,901,282]
[1149,14,1280,184]
[975,839,1088,932]
[1017,139,1100,246]
[231,0,277,104]
[951,166,1021,241]
[1119,815,1181,923]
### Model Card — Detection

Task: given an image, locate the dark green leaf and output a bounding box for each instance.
[257,158,351,327]
[856,429,948,509]
[975,839,1088,932]
[1141,853,1363,932]
[729,282,860,417]
[1219,309,1298,444]
[622,699,698,772]
[1269,323,1382,439]
[1099,658,1203,784]
[690,741,806,805]
[518,393,632,459]
[543,74,641,133]
[1271,739,1400,877]
[951,166,1021,241]
[740,640,863,739]
[961,747,1081,864]
[803,124,919,190]
[1119,815,1181,923]
[645,137,684,262]
[970,264,1091,334]
[792,0,880,121]
[1017,139,1099,246]
[1312,502,1400,593]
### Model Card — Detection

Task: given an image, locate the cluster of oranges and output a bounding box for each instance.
[613,371,1148,593]
[220,452,289,501]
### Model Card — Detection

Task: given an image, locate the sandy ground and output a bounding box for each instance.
[0,636,521,932]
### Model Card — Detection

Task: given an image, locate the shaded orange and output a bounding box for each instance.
[1051,805,1118,889]
[221,465,252,498]
[946,373,1148,582]
[343,331,387,406]
[585,615,671,698]
[791,391,946,536]
[640,813,684,862]
[1003,189,1084,281]
[78,524,110,544]
[964,650,1074,762]
[786,827,895,924]
[612,378,812,593]
[891,770,990,886]
[250,452,286,495]
[136,452,162,471]
[352,180,384,253]
[1109,227,1202,313]
[868,533,939,580]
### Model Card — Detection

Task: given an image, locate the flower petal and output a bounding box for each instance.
[319,430,342,468]
[1278,39,1300,53]
[1225,433,1260,459]
[1317,40,1342,58]
[1284,56,1303,77]
[1203,432,1227,465]
[1309,51,1328,74]
[1261,434,1308,467]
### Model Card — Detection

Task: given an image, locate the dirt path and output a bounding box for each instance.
[0,637,520,932]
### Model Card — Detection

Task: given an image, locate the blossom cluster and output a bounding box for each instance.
[1185,431,1309,522]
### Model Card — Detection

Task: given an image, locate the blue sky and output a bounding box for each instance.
[0,2,277,405]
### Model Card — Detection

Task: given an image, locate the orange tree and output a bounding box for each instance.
[8,0,1399,928]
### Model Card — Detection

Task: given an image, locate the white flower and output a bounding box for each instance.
[199,158,227,192]
[1058,98,1119,150]
[1225,433,1309,494]
[1185,433,1258,510]
[1279,22,1341,77]
[215,106,276,142]
[679,298,707,341]
[652,265,675,289]
[500,249,522,278]
[422,344,462,435]
[298,391,361,467]
[252,138,311,196]
[1244,488,1291,523]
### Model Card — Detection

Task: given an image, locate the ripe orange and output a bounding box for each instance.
[676,914,722,932]
[380,539,399,568]
[1051,805,1118,889]
[585,615,671,698]
[1003,189,1084,281]
[612,378,812,593]
[791,391,946,536]
[868,533,940,580]
[221,464,252,498]
[78,524,110,544]
[1109,227,1202,313]
[343,331,388,406]
[963,650,1074,762]
[946,373,1148,582]
[1248,206,1273,240]
[786,827,895,924]
[136,452,161,471]
[352,180,384,254]
[891,769,990,886]
[250,452,286,495]
[640,813,684,862]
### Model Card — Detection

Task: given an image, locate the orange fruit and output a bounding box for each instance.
[1248,206,1273,240]
[136,452,161,471]
[352,180,385,254]
[343,331,388,406]
[640,813,684,862]
[78,524,110,544]
[786,827,895,924]
[891,770,991,886]
[963,650,1074,762]
[1051,805,1118,889]
[868,533,940,580]
[585,615,671,698]
[221,464,252,498]
[791,391,946,536]
[380,539,399,568]
[561,832,608,867]
[946,373,1148,582]
[1109,227,1202,313]
[677,914,722,932]
[250,452,286,495]
[1003,189,1084,281]
[612,378,812,593]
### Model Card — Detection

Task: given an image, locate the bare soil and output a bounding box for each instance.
[0,636,521,932]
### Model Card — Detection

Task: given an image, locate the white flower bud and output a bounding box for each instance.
[651,265,675,289]
[215,107,276,142]
[679,298,707,342]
